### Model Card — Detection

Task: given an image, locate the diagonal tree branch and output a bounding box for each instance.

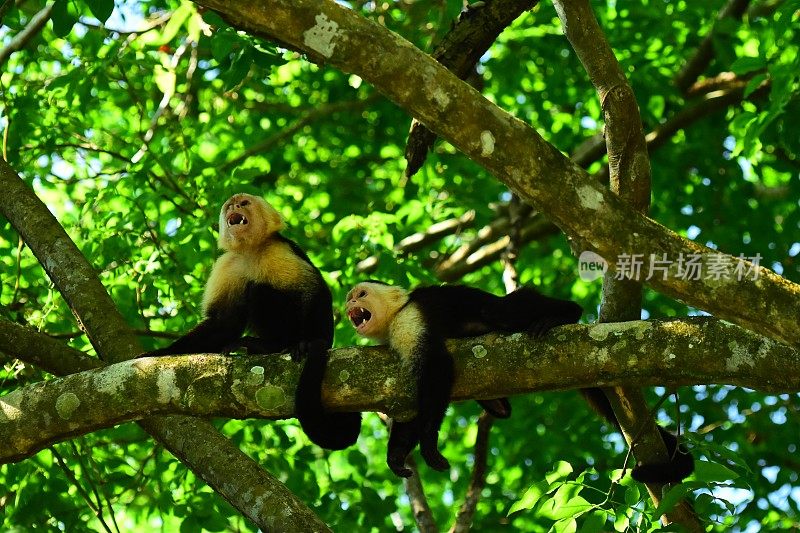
[0,159,329,532]
[0,2,55,67]
[191,0,800,348]
[2,317,798,466]
[404,0,537,177]
[674,0,752,94]
[0,317,102,374]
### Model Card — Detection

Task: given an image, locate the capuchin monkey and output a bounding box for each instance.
[144,193,360,450]
[345,281,582,477]
[345,281,693,483]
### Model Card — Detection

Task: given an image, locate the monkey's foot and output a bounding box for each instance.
[421,447,450,472]
[387,452,413,478]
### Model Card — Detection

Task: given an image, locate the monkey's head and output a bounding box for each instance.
[218,193,285,252]
[345,281,408,341]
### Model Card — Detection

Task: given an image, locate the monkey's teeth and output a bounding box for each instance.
[227,213,248,226]
[348,307,371,327]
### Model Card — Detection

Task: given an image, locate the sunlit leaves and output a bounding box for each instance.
[1,0,799,531]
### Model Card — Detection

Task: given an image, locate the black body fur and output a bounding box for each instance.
[360,284,583,477]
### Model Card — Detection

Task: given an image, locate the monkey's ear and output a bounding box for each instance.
[268,208,285,232]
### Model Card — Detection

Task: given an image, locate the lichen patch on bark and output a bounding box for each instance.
[55,392,80,420]
[302,14,340,58]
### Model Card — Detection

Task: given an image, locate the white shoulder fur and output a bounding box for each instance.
[388,303,425,359]
[202,242,318,313]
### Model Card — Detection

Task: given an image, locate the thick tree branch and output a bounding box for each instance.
[0,317,102,374]
[2,317,798,465]
[0,161,329,532]
[404,0,537,177]
[452,77,763,280]
[553,1,699,528]
[0,161,142,361]
[192,0,800,348]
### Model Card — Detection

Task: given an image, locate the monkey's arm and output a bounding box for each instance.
[143,303,247,357]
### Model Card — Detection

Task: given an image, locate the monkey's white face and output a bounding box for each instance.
[345,282,408,341]
[218,193,284,252]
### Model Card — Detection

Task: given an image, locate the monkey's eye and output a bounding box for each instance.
[358,290,367,298]
[240,200,249,206]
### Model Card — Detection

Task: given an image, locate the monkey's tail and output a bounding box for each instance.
[630,428,695,484]
[581,388,695,484]
[295,351,361,450]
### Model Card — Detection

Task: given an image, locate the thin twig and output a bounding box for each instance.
[355,210,477,273]
[50,447,114,533]
[449,412,495,533]
[674,0,752,94]
[221,95,379,172]
[0,2,55,67]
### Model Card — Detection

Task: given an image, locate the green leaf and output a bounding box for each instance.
[691,459,740,483]
[552,518,578,533]
[541,484,592,521]
[652,482,697,516]
[546,461,574,484]
[51,0,77,38]
[211,31,236,63]
[730,56,766,75]
[157,2,193,45]
[613,507,629,532]
[579,511,608,533]
[624,484,640,506]
[221,49,253,91]
[744,73,768,98]
[85,0,114,23]
[154,65,177,97]
[508,480,547,515]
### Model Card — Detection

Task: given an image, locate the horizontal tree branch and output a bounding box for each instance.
[193,0,800,349]
[2,317,797,465]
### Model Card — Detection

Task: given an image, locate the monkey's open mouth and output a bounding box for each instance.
[227,213,248,226]
[348,307,372,328]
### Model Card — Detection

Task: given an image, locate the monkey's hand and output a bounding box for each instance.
[528,317,572,338]
[477,398,512,418]
[138,348,173,358]
[289,338,329,363]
